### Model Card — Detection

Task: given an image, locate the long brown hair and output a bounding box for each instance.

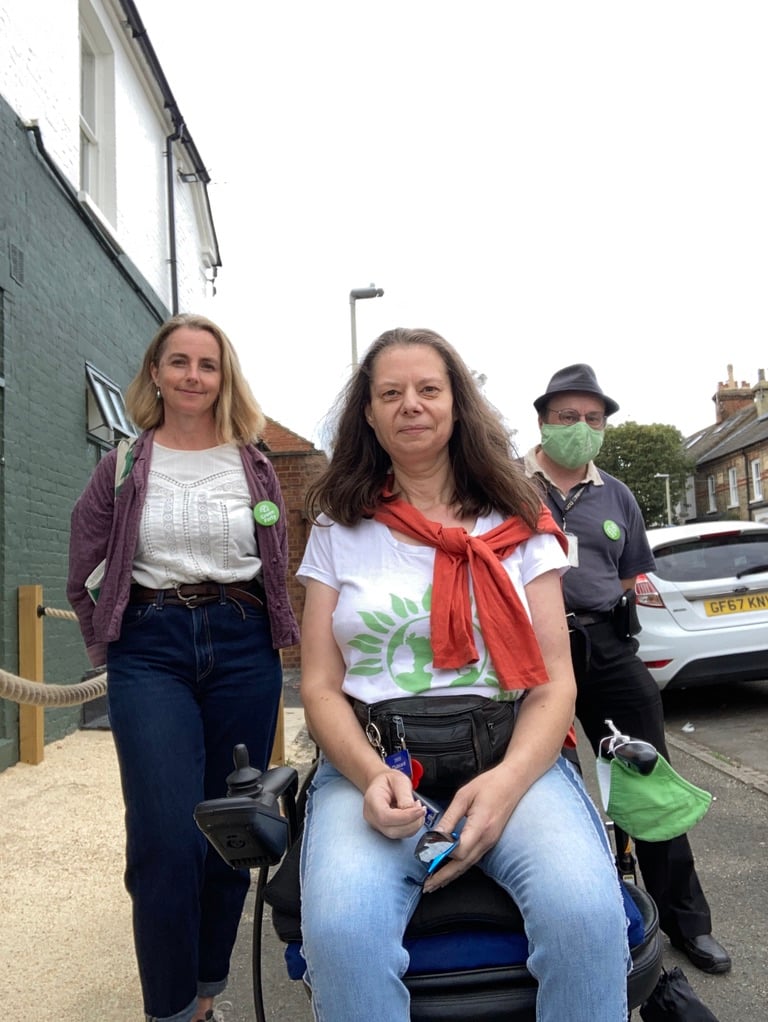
[125,313,265,444]
[306,327,542,527]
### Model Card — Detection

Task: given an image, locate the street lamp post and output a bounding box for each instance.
[349,285,384,365]
[654,473,673,525]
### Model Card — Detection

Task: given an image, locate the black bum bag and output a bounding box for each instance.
[351,695,517,799]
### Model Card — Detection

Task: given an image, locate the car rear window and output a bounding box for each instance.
[652,532,768,582]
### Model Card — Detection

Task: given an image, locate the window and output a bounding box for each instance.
[652,529,768,583]
[707,475,717,513]
[85,363,136,446]
[683,475,696,520]
[79,3,116,223]
[751,459,763,502]
[79,35,97,193]
[727,467,739,508]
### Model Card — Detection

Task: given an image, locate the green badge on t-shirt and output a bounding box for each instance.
[603,519,621,541]
[253,500,280,526]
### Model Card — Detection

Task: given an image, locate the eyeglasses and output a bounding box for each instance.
[405,829,459,886]
[547,408,607,428]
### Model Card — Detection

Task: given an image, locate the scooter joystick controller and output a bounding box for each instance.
[194,744,296,869]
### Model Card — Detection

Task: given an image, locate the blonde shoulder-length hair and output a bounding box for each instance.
[125,313,265,445]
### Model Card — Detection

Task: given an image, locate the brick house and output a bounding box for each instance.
[0,0,333,768]
[0,0,220,766]
[260,419,328,668]
[683,366,768,524]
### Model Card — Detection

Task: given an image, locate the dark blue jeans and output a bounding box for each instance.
[107,596,282,1022]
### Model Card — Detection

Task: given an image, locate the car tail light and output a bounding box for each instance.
[635,573,665,608]
[643,659,673,669]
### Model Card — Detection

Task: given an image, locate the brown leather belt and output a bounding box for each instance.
[129,579,266,611]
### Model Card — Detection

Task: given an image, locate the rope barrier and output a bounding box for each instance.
[38,605,78,622]
[2,602,105,706]
[0,666,107,706]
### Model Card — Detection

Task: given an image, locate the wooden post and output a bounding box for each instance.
[269,650,287,767]
[18,585,44,764]
[270,693,286,767]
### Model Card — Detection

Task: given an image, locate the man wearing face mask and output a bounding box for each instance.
[522,363,731,976]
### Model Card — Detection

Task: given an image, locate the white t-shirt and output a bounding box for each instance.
[298,512,568,704]
[132,443,262,588]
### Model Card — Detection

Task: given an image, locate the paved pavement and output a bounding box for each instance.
[1,674,766,1021]
[661,678,768,794]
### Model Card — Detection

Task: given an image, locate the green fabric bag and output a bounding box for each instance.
[84,437,137,604]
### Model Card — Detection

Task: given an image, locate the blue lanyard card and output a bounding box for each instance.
[385,748,442,828]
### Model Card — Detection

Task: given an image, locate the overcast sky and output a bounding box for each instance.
[139,0,768,455]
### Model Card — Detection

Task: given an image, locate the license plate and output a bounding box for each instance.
[704,592,768,616]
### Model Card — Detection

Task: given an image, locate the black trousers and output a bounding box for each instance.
[570,621,712,941]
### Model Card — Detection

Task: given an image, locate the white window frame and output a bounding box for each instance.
[727,467,739,508]
[751,459,763,502]
[707,475,717,513]
[85,362,137,446]
[79,3,116,224]
[683,475,696,521]
[79,33,98,194]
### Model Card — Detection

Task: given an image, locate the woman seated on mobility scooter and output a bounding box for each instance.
[297,328,632,1022]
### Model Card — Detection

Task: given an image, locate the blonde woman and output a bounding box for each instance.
[68,314,299,1022]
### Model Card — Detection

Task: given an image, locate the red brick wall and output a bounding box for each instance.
[268,449,328,667]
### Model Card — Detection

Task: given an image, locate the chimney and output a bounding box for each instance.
[712,364,754,423]
[755,368,768,418]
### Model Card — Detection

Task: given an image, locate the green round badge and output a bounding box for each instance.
[253,500,280,526]
[603,519,621,541]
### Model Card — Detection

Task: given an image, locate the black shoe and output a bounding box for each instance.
[670,933,732,974]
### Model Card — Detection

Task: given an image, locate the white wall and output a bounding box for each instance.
[0,0,80,181]
[0,0,214,312]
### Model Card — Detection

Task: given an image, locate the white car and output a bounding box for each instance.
[635,520,768,690]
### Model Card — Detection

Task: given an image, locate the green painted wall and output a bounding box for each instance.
[0,94,168,767]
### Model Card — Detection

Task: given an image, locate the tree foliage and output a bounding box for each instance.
[596,422,694,527]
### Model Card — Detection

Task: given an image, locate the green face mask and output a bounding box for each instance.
[540,421,604,469]
[596,746,712,842]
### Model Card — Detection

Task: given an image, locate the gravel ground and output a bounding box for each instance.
[0,707,312,1022]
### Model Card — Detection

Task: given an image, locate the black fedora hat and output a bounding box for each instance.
[533,363,619,417]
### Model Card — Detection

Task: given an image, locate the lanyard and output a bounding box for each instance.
[549,483,588,532]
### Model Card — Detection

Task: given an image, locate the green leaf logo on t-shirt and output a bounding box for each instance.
[348,585,496,693]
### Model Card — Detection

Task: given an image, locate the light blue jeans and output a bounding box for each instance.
[300,756,630,1022]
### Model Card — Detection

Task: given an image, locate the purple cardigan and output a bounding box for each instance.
[67,430,300,667]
